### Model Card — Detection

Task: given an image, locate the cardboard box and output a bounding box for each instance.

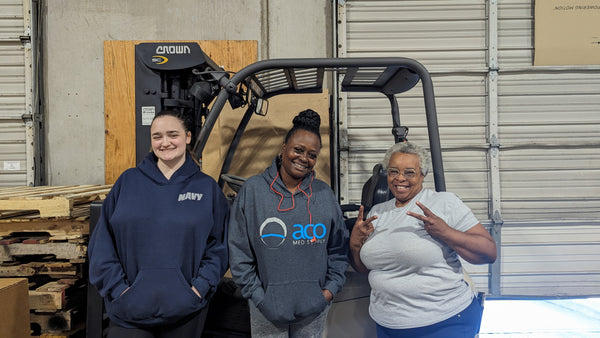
[534,0,600,66]
[0,278,30,338]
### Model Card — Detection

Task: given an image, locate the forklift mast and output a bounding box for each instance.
[132,42,445,192]
[133,42,230,163]
[192,57,446,193]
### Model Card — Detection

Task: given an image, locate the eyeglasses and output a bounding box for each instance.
[386,168,419,180]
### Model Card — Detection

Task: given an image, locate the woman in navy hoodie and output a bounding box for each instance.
[88,110,229,337]
[228,109,349,337]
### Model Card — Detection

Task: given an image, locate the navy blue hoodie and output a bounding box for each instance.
[228,157,349,325]
[88,152,229,328]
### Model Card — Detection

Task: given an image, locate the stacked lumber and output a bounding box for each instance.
[0,185,111,337]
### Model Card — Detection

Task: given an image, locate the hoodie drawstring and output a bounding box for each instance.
[269,171,316,242]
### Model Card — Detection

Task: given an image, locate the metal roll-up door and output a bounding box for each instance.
[496,1,600,297]
[338,0,492,292]
[338,0,600,297]
[0,0,32,186]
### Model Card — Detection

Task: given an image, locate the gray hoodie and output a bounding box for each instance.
[228,157,349,325]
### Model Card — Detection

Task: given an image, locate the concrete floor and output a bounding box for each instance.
[479,298,600,337]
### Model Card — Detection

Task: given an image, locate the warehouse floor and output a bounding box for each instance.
[479,297,600,337]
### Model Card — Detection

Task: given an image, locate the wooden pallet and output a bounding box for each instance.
[29,280,72,311]
[30,307,83,334]
[0,185,111,218]
[29,279,85,312]
[0,216,89,240]
[0,241,86,263]
[38,323,85,338]
[0,261,80,277]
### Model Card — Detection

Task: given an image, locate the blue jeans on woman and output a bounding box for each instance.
[376,296,484,338]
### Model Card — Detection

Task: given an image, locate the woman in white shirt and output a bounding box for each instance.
[349,142,497,338]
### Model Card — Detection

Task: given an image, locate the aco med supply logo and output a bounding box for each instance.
[260,217,287,247]
[259,217,327,247]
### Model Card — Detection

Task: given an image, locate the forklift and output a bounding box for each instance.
[88,42,449,337]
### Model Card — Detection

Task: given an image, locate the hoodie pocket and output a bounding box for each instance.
[109,268,201,325]
[257,280,328,325]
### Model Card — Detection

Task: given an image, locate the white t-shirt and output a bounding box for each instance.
[360,188,479,329]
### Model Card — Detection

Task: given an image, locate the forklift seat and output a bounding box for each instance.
[342,163,392,232]
[360,163,392,214]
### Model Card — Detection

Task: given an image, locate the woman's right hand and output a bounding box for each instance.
[350,206,377,248]
[349,206,377,273]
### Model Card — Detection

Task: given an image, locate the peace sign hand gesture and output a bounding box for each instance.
[407,201,498,264]
[349,206,377,273]
[406,201,451,240]
[350,206,377,249]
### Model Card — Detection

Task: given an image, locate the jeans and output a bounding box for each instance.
[376,296,484,338]
[248,299,331,338]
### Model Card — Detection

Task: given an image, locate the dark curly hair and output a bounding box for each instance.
[284,109,322,147]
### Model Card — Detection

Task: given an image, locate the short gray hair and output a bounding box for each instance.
[381,142,431,176]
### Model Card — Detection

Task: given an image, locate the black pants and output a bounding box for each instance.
[107,306,208,338]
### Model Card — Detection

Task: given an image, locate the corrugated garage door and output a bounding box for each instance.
[337,0,600,297]
[0,0,31,186]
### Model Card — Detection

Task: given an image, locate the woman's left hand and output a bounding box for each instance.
[407,201,450,239]
[407,201,497,264]
[322,289,333,302]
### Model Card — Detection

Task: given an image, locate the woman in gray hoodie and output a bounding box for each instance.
[228,109,349,337]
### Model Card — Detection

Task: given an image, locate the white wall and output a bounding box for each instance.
[42,0,331,184]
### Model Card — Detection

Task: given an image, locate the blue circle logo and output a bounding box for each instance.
[260,217,287,247]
